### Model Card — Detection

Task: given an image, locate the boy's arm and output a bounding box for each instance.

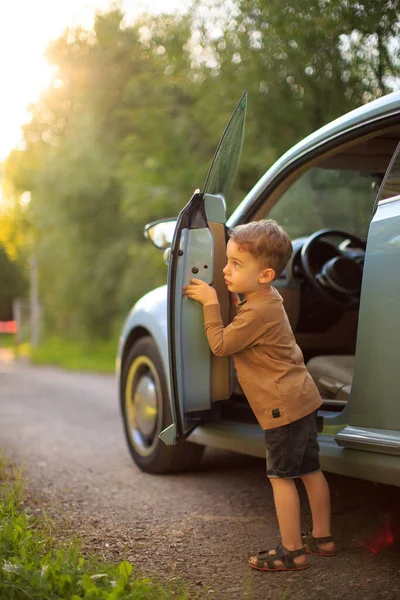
[183,278,265,355]
[203,304,265,356]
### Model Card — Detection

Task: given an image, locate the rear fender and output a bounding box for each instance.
[117,285,170,400]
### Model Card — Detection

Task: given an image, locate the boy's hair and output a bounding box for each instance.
[228,219,293,279]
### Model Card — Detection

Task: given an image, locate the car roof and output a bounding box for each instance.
[228,90,400,226]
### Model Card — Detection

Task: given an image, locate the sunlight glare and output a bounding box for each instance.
[0,0,186,162]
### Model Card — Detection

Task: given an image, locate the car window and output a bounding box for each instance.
[203,92,247,205]
[377,142,400,201]
[266,168,379,240]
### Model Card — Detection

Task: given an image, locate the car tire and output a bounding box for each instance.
[120,336,204,474]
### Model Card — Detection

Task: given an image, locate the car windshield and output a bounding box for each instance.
[267,167,380,241]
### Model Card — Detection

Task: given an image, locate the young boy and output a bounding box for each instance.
[183,219,335,572]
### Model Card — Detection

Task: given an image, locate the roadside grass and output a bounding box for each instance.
[27,336,117,374]
[0,456,200,600]
[0,334,16,348]
[1,332,117,374]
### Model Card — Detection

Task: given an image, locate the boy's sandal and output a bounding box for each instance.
[248,543,310,571]
[301,531,336,556]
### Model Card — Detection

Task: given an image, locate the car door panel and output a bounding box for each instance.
[161,93,247,444]
[336,143,400,453]
[179,227,215,410]
[205,194,232,402]
[162,194,214,445]
[163,194,232,445]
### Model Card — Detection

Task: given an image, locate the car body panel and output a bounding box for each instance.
[334,145,400,456]
[117,285,170,388]
[188,422,400,487]
[346,196,400,432]
[118,91,400,486]
[335,426,400,455]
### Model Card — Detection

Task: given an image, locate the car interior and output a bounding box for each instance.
[222,125,400,423]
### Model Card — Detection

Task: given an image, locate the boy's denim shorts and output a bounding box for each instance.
[264,410,320,479]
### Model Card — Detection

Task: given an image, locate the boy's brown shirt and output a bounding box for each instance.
[203,285,322,430]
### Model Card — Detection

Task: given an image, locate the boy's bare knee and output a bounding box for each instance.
[299,470,321,483]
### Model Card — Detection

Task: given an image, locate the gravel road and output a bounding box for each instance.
[1,351,399,600]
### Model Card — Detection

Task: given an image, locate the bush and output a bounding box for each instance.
[0,459,195,599]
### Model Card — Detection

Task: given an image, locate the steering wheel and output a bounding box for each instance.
[300,229,364,309]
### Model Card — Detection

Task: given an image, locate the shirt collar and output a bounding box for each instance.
[237,285,276,307]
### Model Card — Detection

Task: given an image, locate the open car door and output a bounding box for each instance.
[336,142,400,456]
[160,92,247,445]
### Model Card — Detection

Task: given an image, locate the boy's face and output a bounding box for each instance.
[223,239,274,296]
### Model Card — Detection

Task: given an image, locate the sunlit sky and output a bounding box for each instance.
[0,0,187,161]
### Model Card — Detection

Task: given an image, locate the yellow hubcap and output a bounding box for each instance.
[125,355,161,456]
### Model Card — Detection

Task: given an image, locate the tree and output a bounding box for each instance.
[190,0,400,200]
[0,244,26,320]
[4,2,399,340]
[5,9,204,338]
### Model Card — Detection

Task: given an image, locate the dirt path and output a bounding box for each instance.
[1,354,399,600]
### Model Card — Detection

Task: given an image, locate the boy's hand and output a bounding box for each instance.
[183,278,219,306]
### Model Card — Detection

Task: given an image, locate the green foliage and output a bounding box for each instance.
[197,0,399,149]
[0,460,195,599]
[30,335,117,373]
[0,334,15,348]
[3,1,400,341]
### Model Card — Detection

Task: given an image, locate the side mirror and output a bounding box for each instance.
[144,218,177,250]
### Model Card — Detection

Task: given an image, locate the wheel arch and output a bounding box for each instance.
[120,333,204,473]
[120,326,150,395]
[119,321,171,408]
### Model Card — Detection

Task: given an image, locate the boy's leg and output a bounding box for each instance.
[249,477,306,567]
[268,477,307,564]
[300,470,335,553]
[250,414,321,569]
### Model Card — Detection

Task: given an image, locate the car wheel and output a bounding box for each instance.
[121,336,204,474]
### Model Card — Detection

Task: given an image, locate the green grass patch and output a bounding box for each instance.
[0,334,16,348]
[0,457,199,600]
[29,336,117,374]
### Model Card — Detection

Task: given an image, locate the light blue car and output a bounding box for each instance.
[117,90,400,487]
